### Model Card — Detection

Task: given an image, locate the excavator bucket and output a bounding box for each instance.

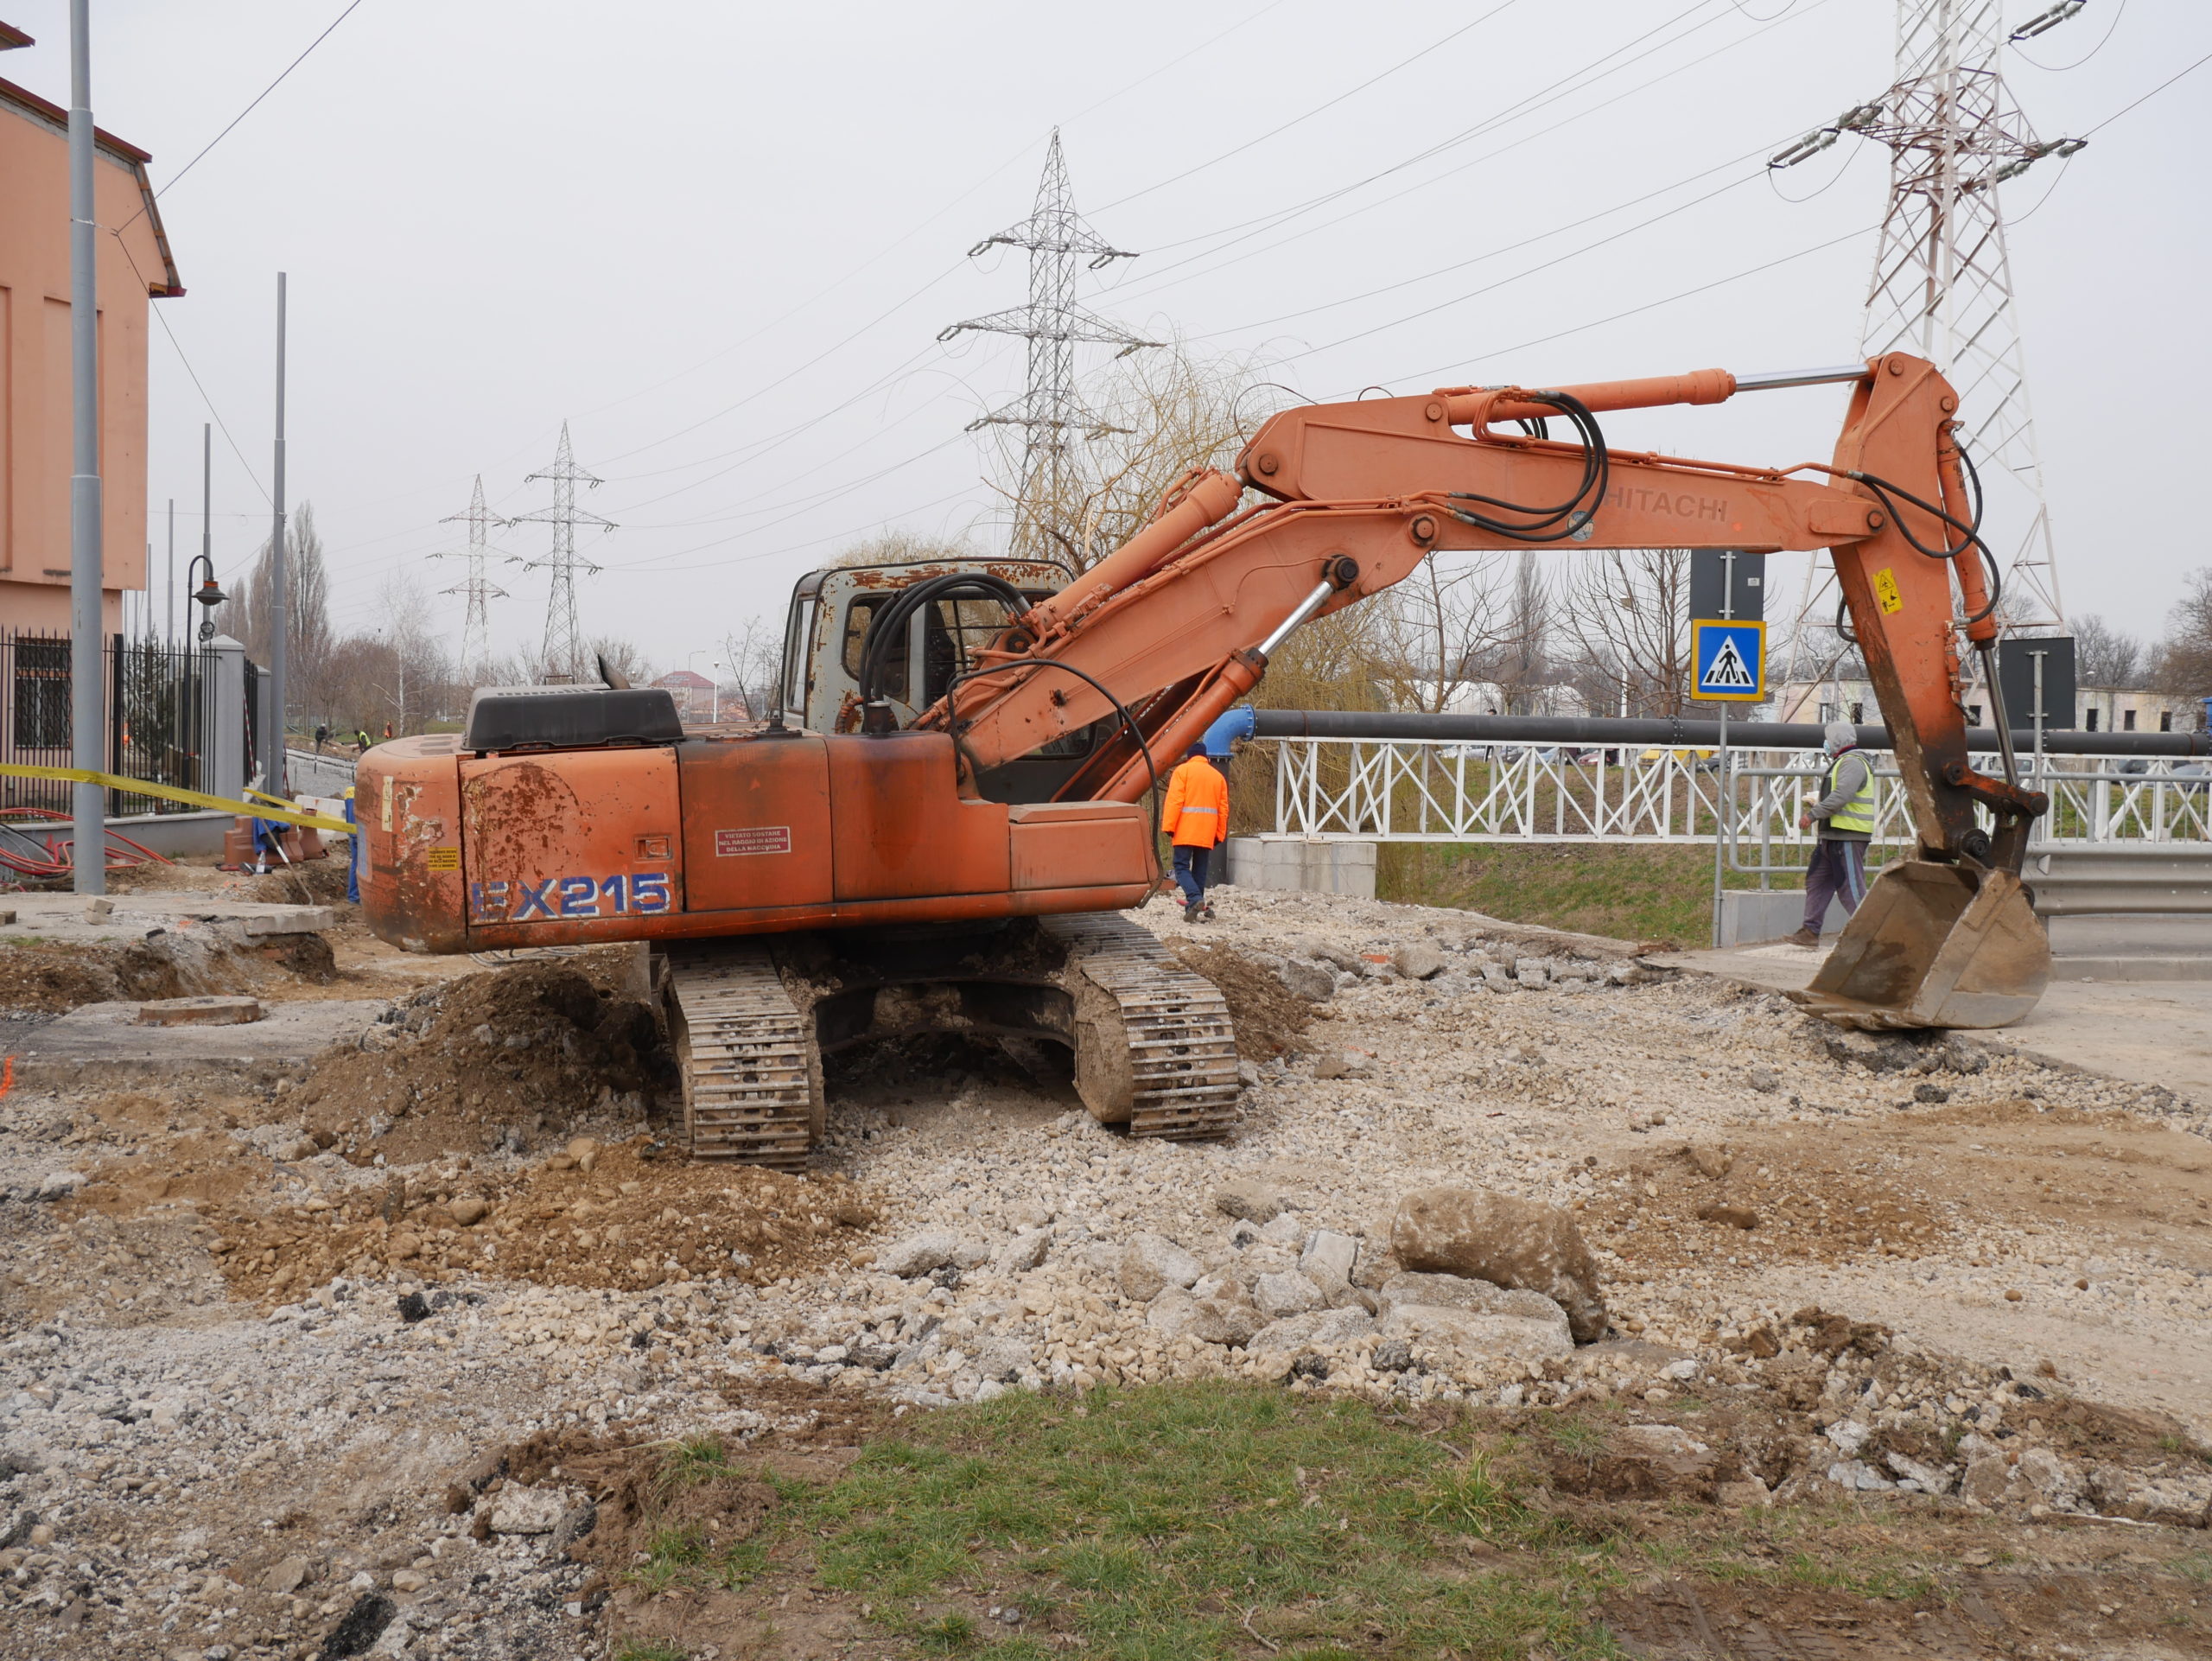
[1793,859,2050,1032]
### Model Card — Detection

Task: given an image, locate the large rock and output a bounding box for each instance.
[1212,1180,1283,1225]
[1147,1288,1199,1338]
[1376,1271,1568,1325]
[1119,1234,1203,1302]
[1377,1301,1570,1372]
[1390,1187,1607,1344]
[1253,1270,1325,1320]
[1186,1295,1268,1348]
[877,1231,963,1278]
[1299,1230,1359,1301]
[1278,958,1337,1002]
[1393,943,1446,981]
[487,1486,569,1535]
[992,1228,1053,1276]
[1247,1307,1375,1356]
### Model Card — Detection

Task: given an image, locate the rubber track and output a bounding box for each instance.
[667,947,814,1168]
[1042,913,1242,1140]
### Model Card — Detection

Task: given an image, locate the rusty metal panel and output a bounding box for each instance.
[358,740,467,952]
[824,732,1010,901]
[459,748,683,933]
[1008,802,1149,891]
[677,736,835,913]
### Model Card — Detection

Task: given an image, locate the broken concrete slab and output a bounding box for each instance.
[136,996,264,1027]
[0,892,334,947]
[15,998,391,1087]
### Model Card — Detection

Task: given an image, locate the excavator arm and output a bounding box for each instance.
[920,351,2050,1029]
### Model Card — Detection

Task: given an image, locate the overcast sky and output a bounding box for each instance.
[7,0,2206,675]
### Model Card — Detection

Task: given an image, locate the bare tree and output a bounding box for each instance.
[1558,548,1694,717]
[2153,570,2212,708]
[982,339,1270,570]
[1367,550,1510,714]
[720,614,785,721]
[828,528,976,570]
[212,504,334,735]
[2069,614,2145,688]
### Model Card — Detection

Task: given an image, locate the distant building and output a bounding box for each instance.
[0,24,182,634]
[652,668,721,722]
[1775,675,2200,735]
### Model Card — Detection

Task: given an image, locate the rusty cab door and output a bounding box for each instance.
[459,748,683,939]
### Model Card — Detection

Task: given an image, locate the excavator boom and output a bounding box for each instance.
[359,349,2050,1166]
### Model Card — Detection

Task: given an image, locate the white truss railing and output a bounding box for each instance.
[1267,739,2212,847]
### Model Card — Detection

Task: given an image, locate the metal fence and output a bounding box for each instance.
[1268,738,2212,851]
[0,632,235,818]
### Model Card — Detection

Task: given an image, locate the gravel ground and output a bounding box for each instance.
[5,881,2212,1658]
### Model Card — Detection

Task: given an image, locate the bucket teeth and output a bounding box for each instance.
[1794,860,2050,1031]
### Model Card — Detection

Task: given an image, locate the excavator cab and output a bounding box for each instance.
[776,557,1109,803]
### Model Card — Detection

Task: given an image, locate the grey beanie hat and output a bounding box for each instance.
[1824,719,1857,753]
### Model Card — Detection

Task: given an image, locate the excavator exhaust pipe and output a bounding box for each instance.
[1792,858,2051,1032]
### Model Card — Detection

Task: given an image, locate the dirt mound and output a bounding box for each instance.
[204,1136,877,1300]
[1170,941,1313,1059]
[289,952,676,1163]
[244,854,353,906]
[0,929,337,1014]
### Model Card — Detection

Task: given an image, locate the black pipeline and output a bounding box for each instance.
[1247,710,2211,757]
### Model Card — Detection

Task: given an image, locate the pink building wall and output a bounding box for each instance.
[0,50,181,638]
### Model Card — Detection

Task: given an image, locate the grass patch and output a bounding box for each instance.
[610,1383,2067,1658]
[1378,843,1781,945]
[612,1642,690,1661]
[629,1381,1622,1658]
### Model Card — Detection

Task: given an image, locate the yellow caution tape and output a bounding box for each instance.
[0,761,353,834]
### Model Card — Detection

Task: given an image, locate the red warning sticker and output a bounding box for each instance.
[715,826,791,857]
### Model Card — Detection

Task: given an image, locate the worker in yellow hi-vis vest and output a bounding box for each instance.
[1160,742,1230,923]
[1790,720,1875,948]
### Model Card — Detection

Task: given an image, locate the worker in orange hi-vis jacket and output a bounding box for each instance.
[1160,741,1230,923]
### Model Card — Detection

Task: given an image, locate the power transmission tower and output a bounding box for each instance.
[430,474,510,684]
[939,130,1161,557]
[1773,0,2085,679]
[509,423,614,684]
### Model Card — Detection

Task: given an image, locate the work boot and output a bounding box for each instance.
[1184,902,1203,923]
[1784,927,1821,949]
[1199,902,1217,922]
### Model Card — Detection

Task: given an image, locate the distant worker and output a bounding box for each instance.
[355,728,372,754]
[1789,719,1875,948]
[384,722,394,741]
[1161,741,1230,923]
[314,722,329,754]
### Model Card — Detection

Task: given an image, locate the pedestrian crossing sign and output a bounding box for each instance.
[1691,619,1765,702]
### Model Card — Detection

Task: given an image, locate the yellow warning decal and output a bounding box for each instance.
[425,846,461,872]
[1872,567,1904,614]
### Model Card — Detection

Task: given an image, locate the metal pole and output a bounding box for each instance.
[199,423,211,786]
[67,0,105,894]
[1712,703,1729,947]
[269,272,288,797]
[165,500,175,649]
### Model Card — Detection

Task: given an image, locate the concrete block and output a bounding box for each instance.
[137,996,264,1027]
[1223,835,1376,900]
[1716,890,1849,947]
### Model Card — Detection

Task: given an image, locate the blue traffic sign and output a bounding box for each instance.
[1691,620,1765,702]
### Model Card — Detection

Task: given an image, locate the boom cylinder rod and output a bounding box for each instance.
[1442,361,1874,427]
[1255,580,1335,657]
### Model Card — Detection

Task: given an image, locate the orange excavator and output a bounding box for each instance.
[359,351,2050,1164]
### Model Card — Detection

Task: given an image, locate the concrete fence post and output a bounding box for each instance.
[207,634,247,806]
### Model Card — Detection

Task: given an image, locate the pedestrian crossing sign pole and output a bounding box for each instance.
[1691,620,1766,703]
[1690,614,1765,950]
